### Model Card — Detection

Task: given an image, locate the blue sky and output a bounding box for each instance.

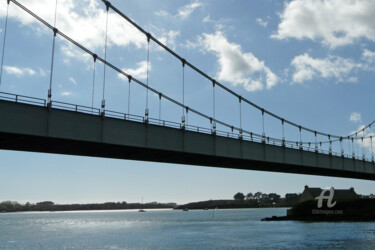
[1,0,375,204]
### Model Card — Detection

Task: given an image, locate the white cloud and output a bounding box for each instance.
[0,0,145,50]
[177,2,202,19]
[185,40,199,50]
[38,68,47,77]
[69,77,77,85]
[203,15,211,23]
[154,2,202,20]
[3,66,36,77]
[154,10,169,17]
[256,18,268,27]
[0,0,178,63]
[272,0,375,48]
[350,112,362,123]
[61,91,72,96]
[362,49,375,63]
[347,76,358,83]
[291,53,361,84]
[200,15,232,31]
[196,31,277,91]
[156,30,180,50]
[118,61,150,81]
[61,43,92,65]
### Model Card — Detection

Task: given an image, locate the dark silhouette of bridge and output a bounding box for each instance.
[1,0,375,180]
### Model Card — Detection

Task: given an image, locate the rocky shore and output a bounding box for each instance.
[262,199,375,222]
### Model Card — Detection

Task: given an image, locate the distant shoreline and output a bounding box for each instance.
[0,201,177,213]
[0,208,175,214]
[174,199,293,210]
[0,198,298,213]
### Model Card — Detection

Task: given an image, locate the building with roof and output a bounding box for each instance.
[300,185,358,203]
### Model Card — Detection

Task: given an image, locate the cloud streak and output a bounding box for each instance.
[350,112,362,123]
[177,2,202,19]
[118,61,150,81]
[256,18,268,28]
[69,77,77,85]
[362,49,375,63]
[3,66,36,77]
[61,91,72,96]
[154,10,169,17]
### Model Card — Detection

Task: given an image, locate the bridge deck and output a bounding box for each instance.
[1,100,375,180]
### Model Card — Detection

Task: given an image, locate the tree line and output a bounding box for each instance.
[0,201,176,213]
[233,192,300,206]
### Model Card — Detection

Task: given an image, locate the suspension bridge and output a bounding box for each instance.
[1,0,375,180]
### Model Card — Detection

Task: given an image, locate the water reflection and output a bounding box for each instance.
[1,208,375,249]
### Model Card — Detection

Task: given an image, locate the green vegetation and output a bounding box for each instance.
[176,191,300,210]
[1,191,302,212]
[233,192,245,201]
[0,201,23,212]
[0,201,176,213]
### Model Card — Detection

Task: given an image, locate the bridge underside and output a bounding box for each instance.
[1,100,375,181]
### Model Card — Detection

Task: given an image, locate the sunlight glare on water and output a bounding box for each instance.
[1,208,375,249]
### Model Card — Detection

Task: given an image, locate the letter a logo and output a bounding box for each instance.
[315,187,336,208]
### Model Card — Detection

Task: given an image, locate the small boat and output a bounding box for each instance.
[183,207,189,211]
[139,196,146,212]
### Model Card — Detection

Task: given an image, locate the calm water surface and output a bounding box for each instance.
[1,208,375,249]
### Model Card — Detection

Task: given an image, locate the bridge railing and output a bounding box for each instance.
[105,109,144,123]
[51,101,100,115]
[149,117,181,129]
[0,92,46,107]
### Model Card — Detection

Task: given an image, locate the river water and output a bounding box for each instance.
[1,208,375,249]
